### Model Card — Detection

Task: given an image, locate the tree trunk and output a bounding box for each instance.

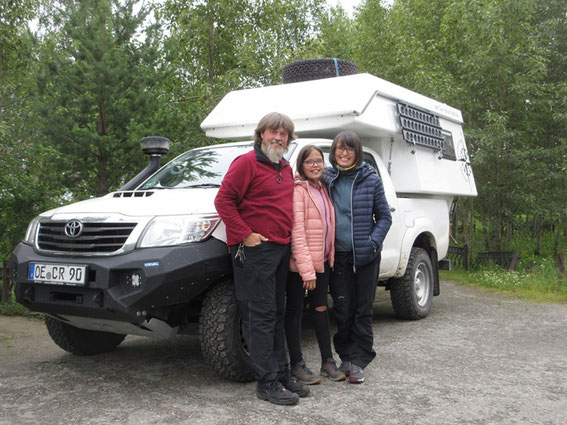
[465,201,475,264]
[96,89,108,195]
[494,220,502,251]
[535,216,542,255]
[482,213,489,251]
[552,214,565,256]
[0,44,4,123]
[470,205,476,264]
[98,105,107,136]
[459,203,466,244]
[208,1,215,86]
[96,154,109,197]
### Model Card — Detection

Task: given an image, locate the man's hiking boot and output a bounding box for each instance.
[280,372,310,397]
[256,380,300,406]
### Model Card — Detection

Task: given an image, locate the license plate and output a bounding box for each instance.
[29,263,87,286]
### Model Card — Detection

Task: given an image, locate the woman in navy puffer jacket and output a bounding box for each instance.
[323,130,392,384]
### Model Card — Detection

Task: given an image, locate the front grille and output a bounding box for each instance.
[37,222,137,253]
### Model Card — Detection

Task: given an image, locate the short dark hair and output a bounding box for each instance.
[296,145,324,181]
[253,112,296,147]
[329,131,363,168]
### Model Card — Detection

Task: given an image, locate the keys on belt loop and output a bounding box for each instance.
[235,242,246,263]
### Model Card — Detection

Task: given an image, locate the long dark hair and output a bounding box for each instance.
[296,145,324,181]
[329,131,363,168]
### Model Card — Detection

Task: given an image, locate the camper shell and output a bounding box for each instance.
[11,66,476,382]
[202,72,476,197]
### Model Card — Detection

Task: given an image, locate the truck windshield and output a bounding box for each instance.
[139,143,296,190]
[139,144,254,190]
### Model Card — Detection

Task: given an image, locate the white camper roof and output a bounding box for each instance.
[201,73,463,140]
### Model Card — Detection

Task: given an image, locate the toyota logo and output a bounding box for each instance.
[64,220,84,238]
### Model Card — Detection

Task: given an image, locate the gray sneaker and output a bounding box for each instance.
[291,361,322,385]
[348,363,365,384]
[320,359,346,381]
[339,361,351,377]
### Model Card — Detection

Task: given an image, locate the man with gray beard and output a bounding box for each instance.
[214,112,309,405]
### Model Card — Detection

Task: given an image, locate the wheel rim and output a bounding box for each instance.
[414,262,432,307]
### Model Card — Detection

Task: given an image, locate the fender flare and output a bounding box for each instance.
[394,217,438,278]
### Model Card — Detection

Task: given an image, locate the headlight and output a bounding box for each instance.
[138,214,220,248]
[24,216,41,245]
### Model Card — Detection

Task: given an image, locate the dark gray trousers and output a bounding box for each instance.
[230,242,290,383]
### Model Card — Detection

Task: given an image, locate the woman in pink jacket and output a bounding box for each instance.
[286,145,345,384]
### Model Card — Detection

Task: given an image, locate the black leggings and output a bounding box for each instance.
[285,262,333,366]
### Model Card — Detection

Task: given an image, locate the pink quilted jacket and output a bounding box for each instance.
[289,180,335,281]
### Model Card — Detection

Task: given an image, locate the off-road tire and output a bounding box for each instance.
[283,58,358,84]
[45,316,126,355]
[390,247,434,320]
[199,280,254,382]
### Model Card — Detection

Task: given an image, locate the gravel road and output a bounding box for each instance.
[1,280,566,425]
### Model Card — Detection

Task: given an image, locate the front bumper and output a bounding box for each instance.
[12,238,232,324]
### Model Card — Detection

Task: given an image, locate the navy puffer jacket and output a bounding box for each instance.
[324,162,392,268]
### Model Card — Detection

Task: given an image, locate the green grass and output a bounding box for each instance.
[0,300,39,317]
[0,334,16,349]
[441,265,567,304]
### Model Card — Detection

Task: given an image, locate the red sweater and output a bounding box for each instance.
[214,146,294,246]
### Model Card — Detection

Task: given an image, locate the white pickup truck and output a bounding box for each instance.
[12,61,476,381]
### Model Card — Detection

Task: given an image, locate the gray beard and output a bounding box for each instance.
[263,144,285,163]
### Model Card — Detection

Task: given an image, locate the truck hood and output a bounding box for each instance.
[41,189,219,218]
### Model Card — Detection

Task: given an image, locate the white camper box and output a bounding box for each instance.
[201,73,477,197]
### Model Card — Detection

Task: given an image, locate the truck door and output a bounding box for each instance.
[361,149,404,278]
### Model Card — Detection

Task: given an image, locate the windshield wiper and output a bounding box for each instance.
[184,183,221,188]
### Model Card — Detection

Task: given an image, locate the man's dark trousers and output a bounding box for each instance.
[329,251,380,369]
[230,242,290,383]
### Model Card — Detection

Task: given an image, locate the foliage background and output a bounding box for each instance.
[1,0,566,267]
